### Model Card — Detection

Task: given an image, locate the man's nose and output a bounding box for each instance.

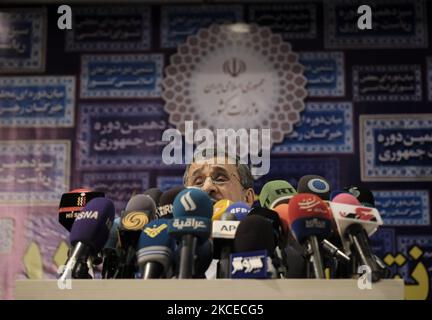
[201,177,218,194]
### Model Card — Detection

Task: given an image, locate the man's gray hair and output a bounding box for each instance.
[183,148,254,189]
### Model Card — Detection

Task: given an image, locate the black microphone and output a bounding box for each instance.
[297,175,331,200]
[157,186,185,219]
[247,206,289,278]
[60,198,115,281]
[232,215,277,278]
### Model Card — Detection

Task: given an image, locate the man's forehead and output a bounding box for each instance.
[188,157,238,174]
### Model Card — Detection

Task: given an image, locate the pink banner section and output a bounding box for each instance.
[0,208,27,299]
[0,206,66,299]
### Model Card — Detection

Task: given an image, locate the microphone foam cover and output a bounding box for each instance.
[332,193,362,206]
[212,199,233,221]
[226,201,250,221]
[330,190,348,201]
[259,180,297,209]
[70,198,115,252]
[143,188,163,206]
[297,175,331,200]
[247,206,283,235]
[234,215,275,254]
[121,194,157,230]
[287,193,332,243]
[157,186,185,218]
[137,219,172,249]
[173,188,213,219]
[273,203,289,234]
[125,194,156,216]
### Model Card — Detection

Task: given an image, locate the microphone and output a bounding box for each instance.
[143,187,163,209]
[287,193,332,279]
[330,193,383,282]
[58,188,105,231]
[329,190,348,201]
[224,201,250,221]
[117,194,156,278]
[273,203,290,234]
[212,199,233,220]
[234,215,276,254]
[194,240,214,278]
[60,198,115,281]
[168,188,213,278]
[157,186,185,219]
[259,180,297,209]
[248,206,289,277]
[101,217,120,279]
[232,215,277,279]
[136,219,174,279]
[297,175,331,200]
[343,185,375,207]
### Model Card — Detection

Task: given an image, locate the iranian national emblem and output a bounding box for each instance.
[162,23,308,149]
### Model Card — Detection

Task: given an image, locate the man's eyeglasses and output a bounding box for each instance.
[187,171,243,188]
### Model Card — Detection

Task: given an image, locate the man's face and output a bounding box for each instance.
[185,156,254,206]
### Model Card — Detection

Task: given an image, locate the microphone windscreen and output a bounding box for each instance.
[212,199,233,220]
[125,194,156,215]
[121,194,157,230]
[172,188,213,219]
[297,175,331,200]
[259,180,297,209]
[59,188,105,231]
[137,219,172,248]
[330,190,348,201]
[157,186,185,219]
[234,215,275,254]
[143,188,163,206]
[287,193,332,243]
[332,193,362,206]
[70,198,115,252]
[225,201,250,221]
[247,206,283,237]
[136,219,173,275]
[273,203,289,234]
[343,186,375,207]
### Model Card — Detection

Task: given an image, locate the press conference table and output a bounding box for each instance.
[15,279,404,300]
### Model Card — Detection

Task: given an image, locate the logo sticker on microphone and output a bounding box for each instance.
[230,250,268,278]
[307,179,330,194]
[180,191,197,212]
[121,211,149,230]
[144,223,168,238]
[75,210,98,220]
